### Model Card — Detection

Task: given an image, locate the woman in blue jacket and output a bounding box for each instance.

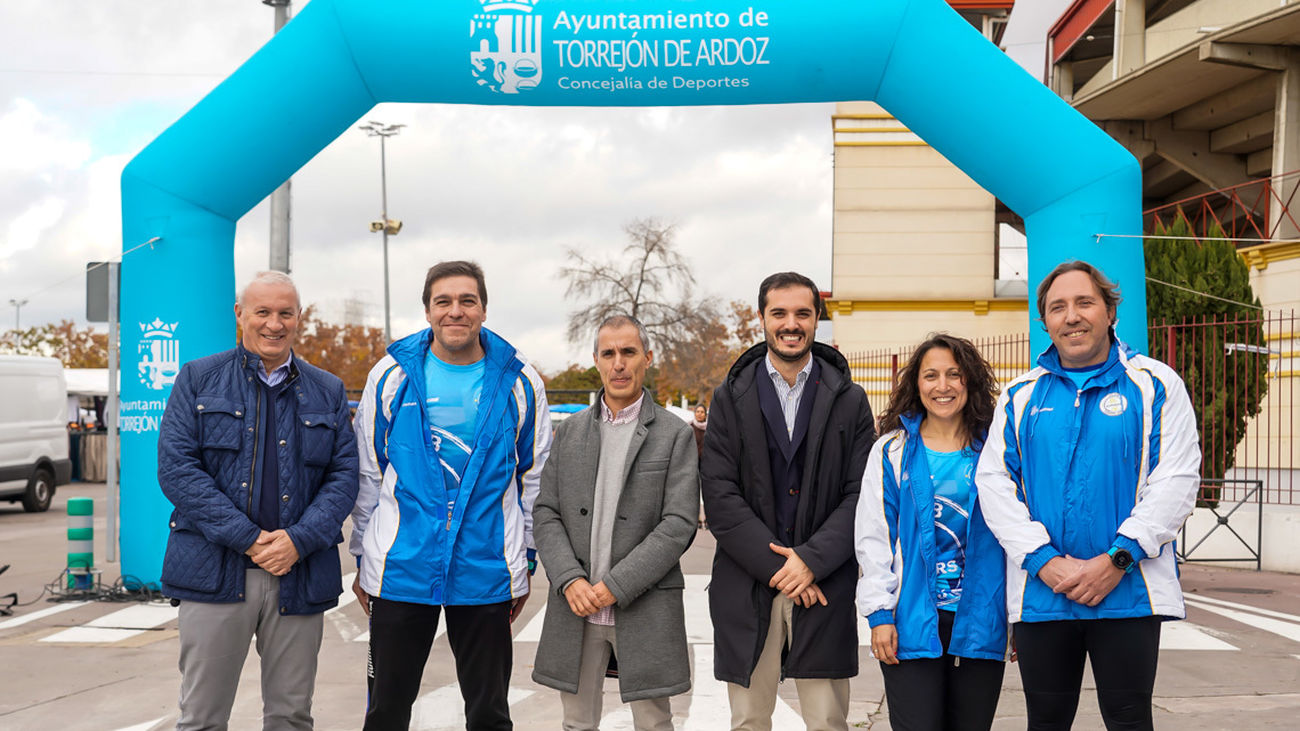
[855,333,1009,730]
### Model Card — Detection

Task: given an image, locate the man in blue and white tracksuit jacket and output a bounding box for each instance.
[350,261,551,731]
[977,260,1201,730]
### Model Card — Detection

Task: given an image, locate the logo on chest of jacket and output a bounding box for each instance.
[1099,392,1128,417]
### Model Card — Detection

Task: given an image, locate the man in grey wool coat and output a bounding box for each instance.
[532,314,700,730]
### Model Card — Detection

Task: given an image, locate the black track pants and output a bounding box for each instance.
[363,597,514,731]
[880,610,1007,731]
[1014,616,1162,731]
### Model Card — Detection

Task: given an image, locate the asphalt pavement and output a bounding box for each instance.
[2,483,1298,729]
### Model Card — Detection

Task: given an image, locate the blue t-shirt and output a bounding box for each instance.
[423,349,485,513]
[927,445,977,612]
[1062,362,1106,390]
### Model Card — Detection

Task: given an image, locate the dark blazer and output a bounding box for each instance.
[701,343,875,685]
[531,391,700,701]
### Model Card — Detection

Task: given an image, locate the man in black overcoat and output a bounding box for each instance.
[701,271,875,731]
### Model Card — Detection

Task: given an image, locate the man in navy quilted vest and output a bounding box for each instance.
[157,271,359,730]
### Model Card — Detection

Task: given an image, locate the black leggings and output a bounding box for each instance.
[880,610,1006,731]
[363,597,514,731]
[1014,617,1162,731]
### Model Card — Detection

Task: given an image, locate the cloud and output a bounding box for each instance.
[0,99,92,173]
[2,2,835,376]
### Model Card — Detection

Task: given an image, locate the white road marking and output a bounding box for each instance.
[111,716,168,731]
[41,603,177,644]
[409,683,534,731]
[1159,620,1238,651]
[0,600,89,630]
[326,572,358,614]
[684,644,734,731]
[514,600,547,643]
[684,574,711,643]
[1185,597,1300,645]
[1185,593,1300,624]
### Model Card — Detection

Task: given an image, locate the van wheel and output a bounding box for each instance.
[22,467,54,513]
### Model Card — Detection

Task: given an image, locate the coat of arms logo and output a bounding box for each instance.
[138,318,180,390]
[471,0,543,94]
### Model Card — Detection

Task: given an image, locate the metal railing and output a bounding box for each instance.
[843,311,1297,504]
[1144,171,1300,244]
[1178,479,1264,571]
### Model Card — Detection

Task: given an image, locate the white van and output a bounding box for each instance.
[0,355,72,511]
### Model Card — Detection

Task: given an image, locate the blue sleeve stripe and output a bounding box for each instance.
[514,374,537,497]
[1003,380,1031,501]
[373,364,399,474]
[1143,369,1168,476]
[881,437,902,548]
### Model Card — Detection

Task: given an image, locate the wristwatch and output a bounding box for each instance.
[1107,547,1136,574]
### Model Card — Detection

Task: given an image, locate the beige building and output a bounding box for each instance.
[826,102,1028,355]
[827,3,1025,356]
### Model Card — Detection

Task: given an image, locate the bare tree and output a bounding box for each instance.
[559,218,711,348]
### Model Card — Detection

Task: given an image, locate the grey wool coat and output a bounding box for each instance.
[531,391,700,702]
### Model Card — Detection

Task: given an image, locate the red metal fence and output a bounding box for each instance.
[1144,172,1300,243]
[843,311,1298,505]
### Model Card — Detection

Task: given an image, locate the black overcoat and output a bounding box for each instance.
[700,342,875,686]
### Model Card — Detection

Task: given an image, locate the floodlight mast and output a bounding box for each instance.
[358,121,406,342]
[264,0,293,274]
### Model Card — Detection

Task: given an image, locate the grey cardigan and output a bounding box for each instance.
[531,392,700,701]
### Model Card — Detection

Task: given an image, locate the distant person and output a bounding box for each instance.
[691,403,708,529]
[157,271,359,730]
[690,403,708,456]
[532,315,698,730]
[855,333,1008,731]
[350,260,552,730]
[978,260,1201,730]
[701,272,875,731]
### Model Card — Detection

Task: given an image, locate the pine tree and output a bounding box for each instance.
[1145,217,1270,504]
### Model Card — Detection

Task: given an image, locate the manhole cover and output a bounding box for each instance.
[1206,587,1274,595]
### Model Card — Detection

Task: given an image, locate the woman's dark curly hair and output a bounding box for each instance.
[877,333,1000,445]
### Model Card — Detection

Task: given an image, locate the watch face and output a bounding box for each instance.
[1112,550,1134,569]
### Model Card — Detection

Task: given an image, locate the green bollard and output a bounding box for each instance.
[67,497,94,591]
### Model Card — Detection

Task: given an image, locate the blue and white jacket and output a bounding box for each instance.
[350,326,551,606]
[976,340,1201,623]
[855,414,1009,661]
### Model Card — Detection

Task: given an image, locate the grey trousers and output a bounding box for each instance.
[560,622,674,731]
[726,593,850,731]
[176,568,324,731]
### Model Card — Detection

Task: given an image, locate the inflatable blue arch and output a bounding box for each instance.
[119,0,1144,582]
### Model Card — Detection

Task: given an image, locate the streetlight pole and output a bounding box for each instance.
[263,0,293,273]
[8,298,27,330]
[357,121,405,342]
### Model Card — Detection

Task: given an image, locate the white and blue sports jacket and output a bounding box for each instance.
[350,326,551,606]
[855,414,1009,661]
[976,340,1201,623]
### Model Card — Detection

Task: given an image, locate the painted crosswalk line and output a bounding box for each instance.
[409,683,535,731]
[684,643,805,730]
[1185,593,1300,624]
[0,600,89,630]
[1185,596,1300,645]
[1159,620,1238,651]
[41,602,177,643]
[111,716,167,731]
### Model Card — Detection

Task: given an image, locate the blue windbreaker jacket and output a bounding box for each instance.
[855,414,1009,661]
[349,327,551,606]
[976,340,1201,623]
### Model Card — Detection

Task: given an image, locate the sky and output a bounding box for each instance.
[0,1,1044,375]
[1001,0,1073,82]
[0,0,838,374]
